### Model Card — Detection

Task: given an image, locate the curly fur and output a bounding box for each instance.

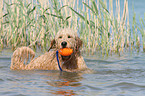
[10,28,87,72]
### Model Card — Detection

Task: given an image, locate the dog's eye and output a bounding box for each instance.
[59,36,62,39]
[68,35,71,38]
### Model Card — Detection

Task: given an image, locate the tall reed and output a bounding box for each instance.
[0,0,144,55]
[0,0,3,48]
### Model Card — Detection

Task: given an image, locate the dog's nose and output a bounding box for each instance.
[61,41,67,48]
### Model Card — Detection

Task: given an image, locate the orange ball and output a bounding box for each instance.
[58,48,73,56]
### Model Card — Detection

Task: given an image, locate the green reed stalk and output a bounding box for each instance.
[1,0,144,55]
[138,17,145,51]
[0,0,3,48]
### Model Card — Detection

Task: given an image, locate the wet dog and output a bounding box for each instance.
[10,28,87,72]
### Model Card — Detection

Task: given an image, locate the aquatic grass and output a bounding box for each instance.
[137,16,145,51]
[0,0,3,48]
[69,0,131,55]
[0,0,144,55]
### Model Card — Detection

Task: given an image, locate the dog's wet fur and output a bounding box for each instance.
[10,28,88,72]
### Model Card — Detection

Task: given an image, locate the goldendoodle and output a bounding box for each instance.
[10,28,87,72]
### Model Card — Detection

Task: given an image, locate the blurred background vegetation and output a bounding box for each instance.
[0,0,145,56]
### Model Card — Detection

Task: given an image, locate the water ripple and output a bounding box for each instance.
[84,85,102,90]
[107,82,145,90]
[0,78,4,82]
[93,68,145,75]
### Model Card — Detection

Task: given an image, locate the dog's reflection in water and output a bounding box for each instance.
[40,71,83,95]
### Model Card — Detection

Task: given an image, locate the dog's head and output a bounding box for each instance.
[50,28,82,55]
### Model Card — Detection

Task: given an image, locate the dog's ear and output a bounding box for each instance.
[48,39,56,52]
[75,37,83,52]
[51,39,56,47]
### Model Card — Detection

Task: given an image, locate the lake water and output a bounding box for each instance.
[1,0,145,96]
[1,49,145,96]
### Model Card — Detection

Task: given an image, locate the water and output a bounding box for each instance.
[1,0,145,96]
[1,49,145,96]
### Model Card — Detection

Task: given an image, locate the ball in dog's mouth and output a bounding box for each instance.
[58,48,73,60]
[58,48,73,56]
